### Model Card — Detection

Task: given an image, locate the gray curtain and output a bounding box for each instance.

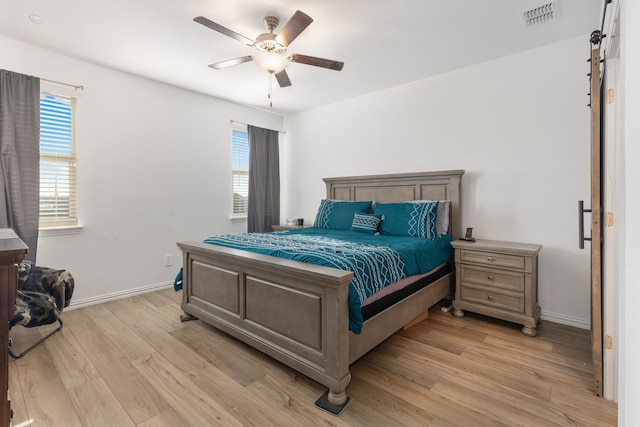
[0,70,40,262]
[247,125,280,233]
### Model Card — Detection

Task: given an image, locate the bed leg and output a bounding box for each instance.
[315,389,351,416]
[179,312,197,322]
[403,310,429,330]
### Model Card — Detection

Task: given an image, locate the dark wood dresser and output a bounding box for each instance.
[0,229,28,427]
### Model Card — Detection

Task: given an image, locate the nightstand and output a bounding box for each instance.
[451,239,542,336]
[271,224,306,231]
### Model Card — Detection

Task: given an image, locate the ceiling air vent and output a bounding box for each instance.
[521,2,557,26]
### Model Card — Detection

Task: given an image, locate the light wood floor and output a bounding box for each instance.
[8,288,617,426]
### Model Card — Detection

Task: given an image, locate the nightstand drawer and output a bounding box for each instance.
[459,265,524,292]
[458,249,525,270]
[460,285,524,313]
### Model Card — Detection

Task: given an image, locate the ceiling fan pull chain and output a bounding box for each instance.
[268,72,273,107]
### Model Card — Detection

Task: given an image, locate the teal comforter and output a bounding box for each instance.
[202,227,453,333]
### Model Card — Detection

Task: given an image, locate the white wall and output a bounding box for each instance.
[0,35,284,305]
[282,35,592,327]
[619,0,639,423]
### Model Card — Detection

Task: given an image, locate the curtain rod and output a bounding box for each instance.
[230,120,286,134]
[41,77,84,91]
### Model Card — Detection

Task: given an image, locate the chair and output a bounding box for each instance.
[8,261,74,358]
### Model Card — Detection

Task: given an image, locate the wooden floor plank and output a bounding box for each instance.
[537,320,592,352]
[67,378,135,426]
[386,333,554,401]
[482,333,587,372]
[170,321,293,386]
[131,351,243,427]
[431,377,601,427]
[462,342,593,392]
[550,383,619,426]
[11,348,84,427]
[63,307,170,424]
[350,362,503,427]
[245,373,375,427]
[104,294,186,334]
[345,366,437,426]
[42,324,100,390]
[136,407,189,427]
[136,408,188,427]
[359,348,440,389]
[7,359,30,427]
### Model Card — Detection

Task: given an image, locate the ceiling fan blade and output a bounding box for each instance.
[290,54,344,71]
[274,70,292,87]
[208,56,254,70]
[276,10,313,46]
[194,16,255,46]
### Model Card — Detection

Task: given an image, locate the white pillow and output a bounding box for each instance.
[436,200,450,236]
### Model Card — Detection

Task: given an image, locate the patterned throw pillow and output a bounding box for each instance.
[409,200,450,236]
[351,213,382,235]
[374,201,439,240]
[313,199,373,230]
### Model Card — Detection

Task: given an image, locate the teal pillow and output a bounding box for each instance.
[313,200,373,230]
[351,213,381,235]
[375,201,439,239]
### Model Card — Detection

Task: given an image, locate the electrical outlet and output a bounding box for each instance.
[164,255,173,266]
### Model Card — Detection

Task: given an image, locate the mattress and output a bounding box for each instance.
[360,262,453,322]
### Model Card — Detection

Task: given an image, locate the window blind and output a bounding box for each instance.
[232,127,249,216]
[39,91,77,227]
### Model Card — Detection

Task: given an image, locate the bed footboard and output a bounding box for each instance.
[178,240,354,407]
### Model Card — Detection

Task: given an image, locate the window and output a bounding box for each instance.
[39,90,77,227]
[231,124,249,217]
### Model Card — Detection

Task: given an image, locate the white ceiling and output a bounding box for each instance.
[0,0,602,114]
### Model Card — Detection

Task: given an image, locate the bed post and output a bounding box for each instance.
[315,266,352,415]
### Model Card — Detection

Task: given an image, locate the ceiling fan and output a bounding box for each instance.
[194,10,344,88]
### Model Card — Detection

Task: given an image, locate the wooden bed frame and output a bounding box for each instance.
[178,170,464,413]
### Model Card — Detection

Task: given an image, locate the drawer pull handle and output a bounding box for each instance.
[487,295,494,300]
[487,256,494,261]
[488,275,494,280]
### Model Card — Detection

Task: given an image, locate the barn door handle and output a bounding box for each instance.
[578,200,591,249]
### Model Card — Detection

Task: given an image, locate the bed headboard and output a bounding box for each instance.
[324,170,465,240]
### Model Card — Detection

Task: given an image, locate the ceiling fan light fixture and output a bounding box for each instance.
[252,51,289,74]
[254,33,287,55]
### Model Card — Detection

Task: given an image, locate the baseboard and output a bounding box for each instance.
[540,310,590,330]
[65,284,592,331]
[66,281,174,310]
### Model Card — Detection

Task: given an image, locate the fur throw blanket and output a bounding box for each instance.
[11,261,75,328]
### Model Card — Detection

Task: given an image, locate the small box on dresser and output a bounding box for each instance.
[451,239,542,336]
